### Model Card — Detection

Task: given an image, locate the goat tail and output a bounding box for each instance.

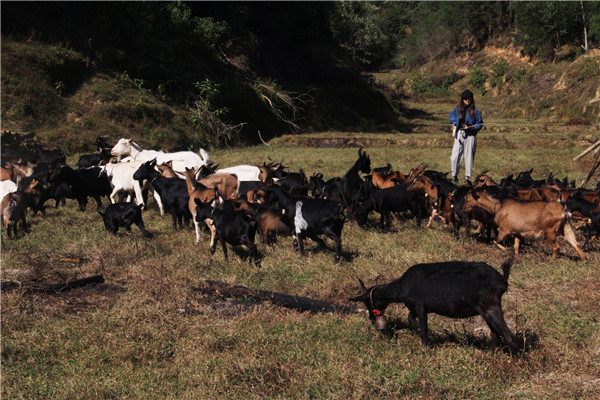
[500,255,514,284]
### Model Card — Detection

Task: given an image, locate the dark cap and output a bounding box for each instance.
[461,90,474,100]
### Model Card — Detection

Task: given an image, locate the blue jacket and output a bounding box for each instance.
[449,105,483,136]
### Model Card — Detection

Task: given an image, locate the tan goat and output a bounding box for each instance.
[199,172,238,200]
[185,168,219,245]
[471,190,585,261]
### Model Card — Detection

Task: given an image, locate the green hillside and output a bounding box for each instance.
[1,2,599,153]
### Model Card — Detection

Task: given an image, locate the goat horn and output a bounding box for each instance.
[358,278,367,291]
[374,275,382,286]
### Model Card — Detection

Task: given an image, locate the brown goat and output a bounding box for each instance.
[472,170,498,188]
[407,175,451,227]
[231,198,293,245]
[257,163,276,184]
[1,163,15,181]
[405,163,427,184]
[513,188,543,201]
[471,190,585,261]
[156,161,178,178]
[372,170,406,189]
[1,179,38,238]
[185,168,219,245]
[199,172,238,200]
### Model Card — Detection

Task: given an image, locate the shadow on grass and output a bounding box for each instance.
[379,316,539,355]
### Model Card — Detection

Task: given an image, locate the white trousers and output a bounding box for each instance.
[450,131,477,179]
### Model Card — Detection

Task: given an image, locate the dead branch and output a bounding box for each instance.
[1,275,105,294]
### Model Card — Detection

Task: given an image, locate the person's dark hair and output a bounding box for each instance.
[459,90,475,120]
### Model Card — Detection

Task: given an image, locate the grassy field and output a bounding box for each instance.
[2,100,600,399]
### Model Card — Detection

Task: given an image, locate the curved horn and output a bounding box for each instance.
[358,278,367,291]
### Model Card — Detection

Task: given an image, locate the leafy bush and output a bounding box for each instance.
[440,71,461,91]
[409,73,435,94]
[188,79,242,148]
[406,71,461,95]
[491,61,508,77]
[468,68,488,93]
[577,58,600,81]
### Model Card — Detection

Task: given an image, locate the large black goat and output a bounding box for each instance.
[355,185,427,232]
[98,202,152,237]
[194,198,260,266]
[340,147,371,220]
[133,159,191,230]
[49,165,112,211]
[350,258,522,354]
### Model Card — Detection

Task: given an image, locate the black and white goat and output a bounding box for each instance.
[261,185,345,263]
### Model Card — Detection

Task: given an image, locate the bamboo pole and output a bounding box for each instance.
[573,140,600,161]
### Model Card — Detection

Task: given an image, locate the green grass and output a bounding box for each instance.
[2,99,600,399]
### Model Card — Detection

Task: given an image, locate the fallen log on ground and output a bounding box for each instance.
[197,280,361,315]
[1,275,105,293]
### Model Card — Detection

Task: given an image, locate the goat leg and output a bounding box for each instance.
[513,237,521,258]
[136,221,152,238]
[416,305,429,346]
[297,232,305,257]
[248,244,260,267]
[221,240,228,261]
[194,219,202,244]
[562,223,586,261]
[407,309,419,332]
[480,306,521,354]
[494,231,509,251]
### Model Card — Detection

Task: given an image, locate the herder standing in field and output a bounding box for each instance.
[449,89,483,184]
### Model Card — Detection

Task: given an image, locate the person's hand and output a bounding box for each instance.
[464,125,470,130]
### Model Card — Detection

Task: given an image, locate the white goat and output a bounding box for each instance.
[1,180,18,201]
[101,160,164,214]
[110,138,210,178]
[215,165,262,182]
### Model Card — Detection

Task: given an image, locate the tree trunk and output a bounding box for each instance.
[581,1,589,52]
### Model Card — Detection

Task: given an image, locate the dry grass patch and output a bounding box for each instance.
[3,99,600,399]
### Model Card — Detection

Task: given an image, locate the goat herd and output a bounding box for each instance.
[2,130,599,354]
